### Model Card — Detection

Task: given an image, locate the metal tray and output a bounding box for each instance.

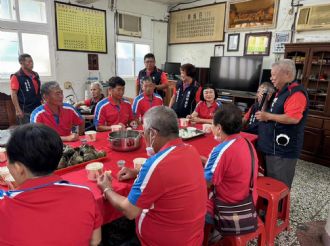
[179,129,205,141]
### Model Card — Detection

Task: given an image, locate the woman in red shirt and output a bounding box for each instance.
[187,84,222,124]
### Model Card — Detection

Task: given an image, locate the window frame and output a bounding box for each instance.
[116,39,152,79]
[0,0,55,82]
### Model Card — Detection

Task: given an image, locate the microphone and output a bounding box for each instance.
[258,89,268,111]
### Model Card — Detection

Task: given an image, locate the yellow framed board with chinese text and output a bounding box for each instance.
[55,1,107,53]
[169,3,226,44]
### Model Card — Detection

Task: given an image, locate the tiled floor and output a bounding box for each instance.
[264,160,330,246]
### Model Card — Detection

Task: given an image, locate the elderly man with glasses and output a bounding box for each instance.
[97,106,207,246]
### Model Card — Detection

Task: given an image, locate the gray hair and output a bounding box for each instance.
[272,59,296,81]
[143,106,179,137]
[41,81,60,96]
[91,81,103,90]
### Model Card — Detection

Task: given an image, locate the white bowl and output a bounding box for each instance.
[85,130,97,142]
[111,125,123,132]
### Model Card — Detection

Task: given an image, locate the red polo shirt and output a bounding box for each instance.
[195,100,222,119]
[276,82,307,120]
[10,68,39,94]
[204,134,258,215]
[132,93,163,118]
[94,97,134,127]
[0,175,102,246]
[127,138,207,246]
[30,103,83,136]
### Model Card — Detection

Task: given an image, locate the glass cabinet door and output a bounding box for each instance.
[286,49,309,84]
[306,50,330,113]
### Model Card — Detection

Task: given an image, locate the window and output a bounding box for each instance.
[19,0,47,23]
[0,0,53,80]
[0,0,16,20]
[116,41,150,77]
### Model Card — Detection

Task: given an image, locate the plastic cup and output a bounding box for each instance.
[85,162,104,181]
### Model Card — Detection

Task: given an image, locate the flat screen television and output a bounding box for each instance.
[164,62,181,76]
[210,56,263,93]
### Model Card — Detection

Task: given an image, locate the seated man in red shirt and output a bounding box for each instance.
[94,77,136,131]
[97,106,207,246]
[132,76,163,121]
[187,84,222,124]
[74,81,105,115]
[0,124,101,246]
[30,81,84,142]
[204,104,258,232]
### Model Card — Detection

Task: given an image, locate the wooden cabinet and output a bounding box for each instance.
[285,43,330,167]
[0,92,16,129]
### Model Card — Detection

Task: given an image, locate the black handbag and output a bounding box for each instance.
[213,138,258,236]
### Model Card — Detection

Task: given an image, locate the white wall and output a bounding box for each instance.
[167,0,330,69]
[0,0,168,100]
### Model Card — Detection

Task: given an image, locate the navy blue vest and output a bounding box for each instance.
[11,69,41,113]
[172,80,200,118]
[90,94,105,115]
[257,83,309,159]
[137,67,164,97]
[244,102,259,135]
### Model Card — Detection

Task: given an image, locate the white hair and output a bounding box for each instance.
[272,59,296,81]
[91,81,103,90]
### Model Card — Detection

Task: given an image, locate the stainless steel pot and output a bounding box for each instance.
[108,130,142,152]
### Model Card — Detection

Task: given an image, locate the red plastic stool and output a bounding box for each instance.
[256,177,290,246]
[204,218,266,246]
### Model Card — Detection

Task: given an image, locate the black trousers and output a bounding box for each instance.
[264,155,297,189]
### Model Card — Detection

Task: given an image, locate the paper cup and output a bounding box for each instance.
[0,166,10,185]
[85,130,97,142]
[202,124,212,133]
[5,174,17,189]
[179,118,189,128]
[111,125,123,132]
[133,158,147,171]
[0,147,7,162]
[85,162,104,181]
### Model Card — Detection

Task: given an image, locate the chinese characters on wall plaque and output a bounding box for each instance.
[169,3,226,44]
[55,1,107,53]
